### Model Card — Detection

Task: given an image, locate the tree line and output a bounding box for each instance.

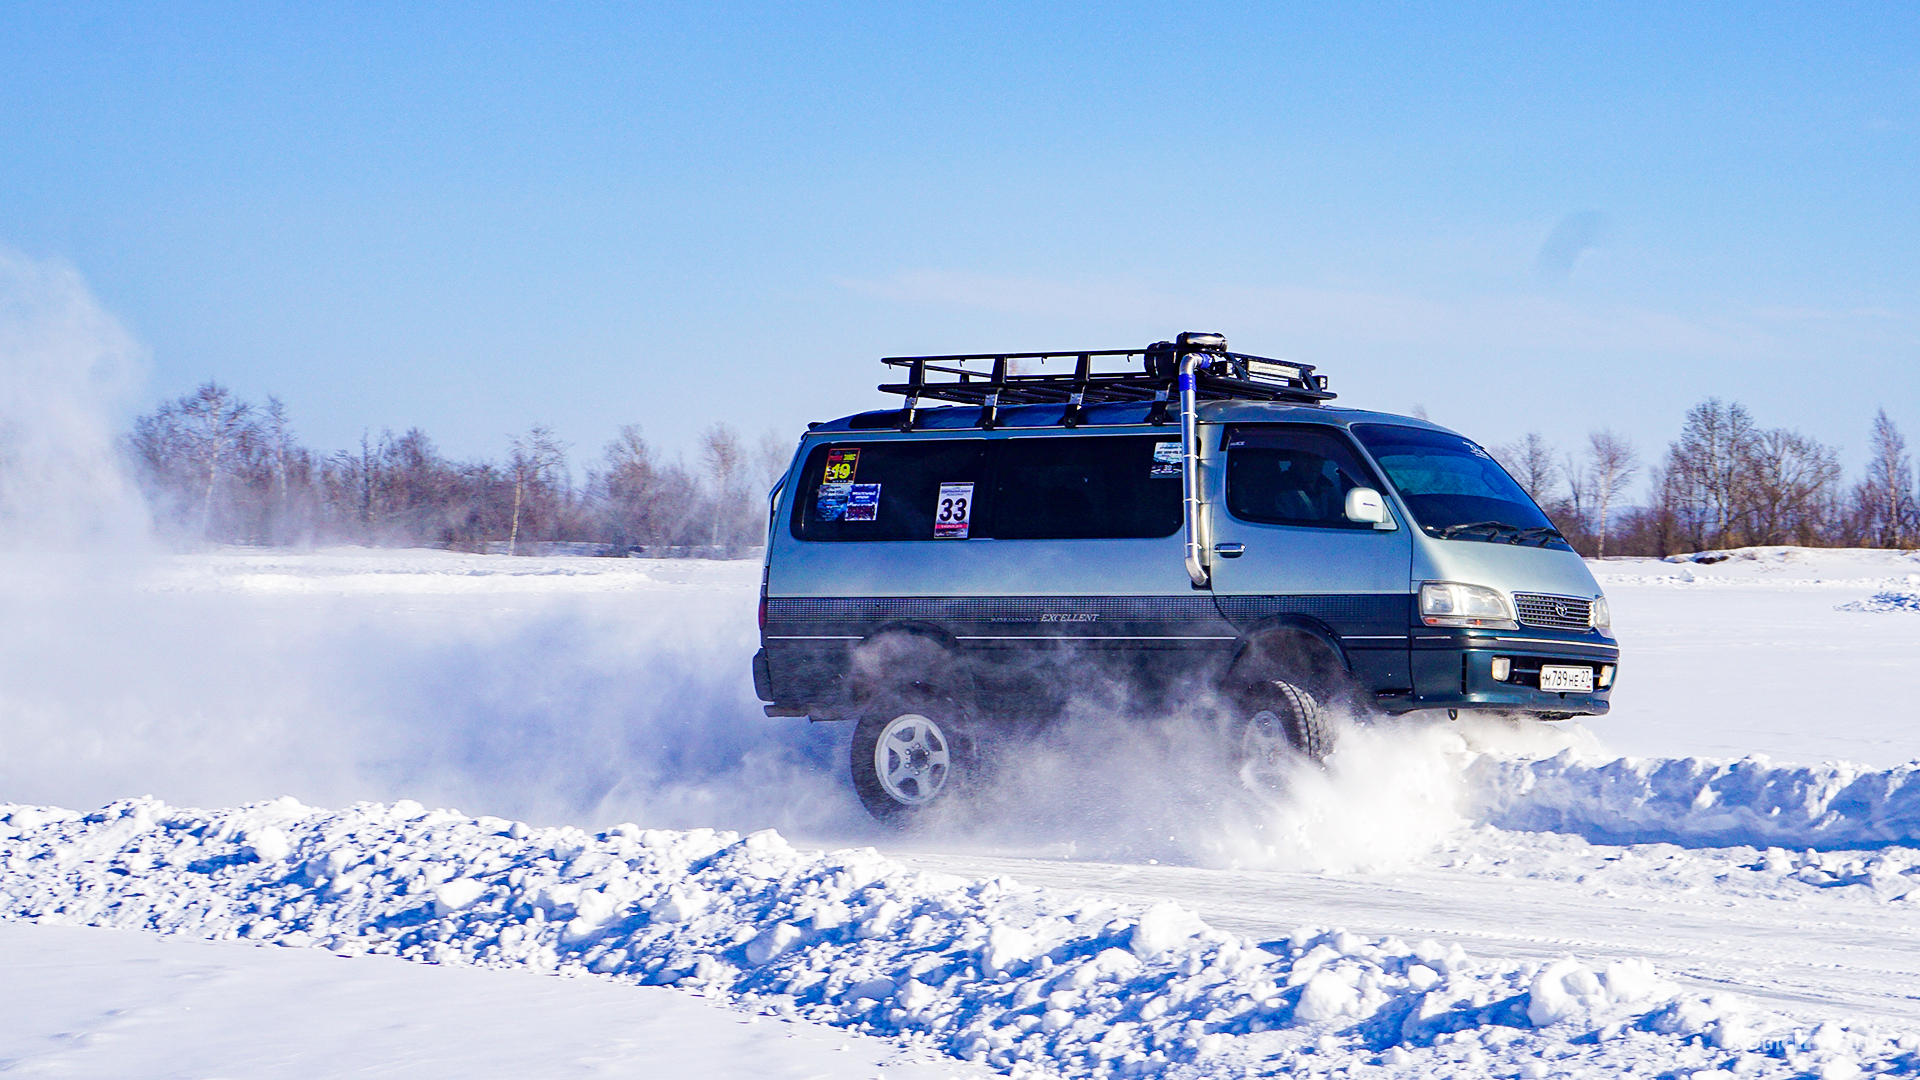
[127,382,788,553]
[126,382,1916,558]
[1493,402,1917,557]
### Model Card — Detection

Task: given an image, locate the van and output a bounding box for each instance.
[752,333,1617,822]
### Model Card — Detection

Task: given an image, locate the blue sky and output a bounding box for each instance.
[2,3,1915,478]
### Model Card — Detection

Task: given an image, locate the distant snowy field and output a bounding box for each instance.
[1593,547,1920,767]
[2,546,1919,1078]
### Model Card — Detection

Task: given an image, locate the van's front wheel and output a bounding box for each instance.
[851,701,970,825]
[1232,679,1334,789]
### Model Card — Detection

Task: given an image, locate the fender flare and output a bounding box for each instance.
[1223,616,1353,697]
[848,623,976,706]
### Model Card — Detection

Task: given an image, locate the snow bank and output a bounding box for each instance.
[1837,591,1920,613]
[4,797,1913,1078]
[1593,546,1920,588]
[1471,750,1920,849]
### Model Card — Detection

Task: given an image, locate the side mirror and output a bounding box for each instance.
[1345,487,1396,530]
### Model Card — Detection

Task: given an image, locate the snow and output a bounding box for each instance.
[1839,591,1920,613]
[1592,546,1920,767]
[1471,751,1920,848]
[8,794,1909,1078]
[1,544,1918,1078]
[0,921,983,1079]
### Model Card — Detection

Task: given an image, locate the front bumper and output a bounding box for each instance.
[1404,627,1618,716]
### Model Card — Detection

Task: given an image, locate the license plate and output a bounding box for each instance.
[1539,665,1594,692]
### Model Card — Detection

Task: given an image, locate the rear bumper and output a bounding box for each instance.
[1401,628,1618,716]
[752,647,775,702]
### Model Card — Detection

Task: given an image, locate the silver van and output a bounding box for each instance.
[752,333,1617,822]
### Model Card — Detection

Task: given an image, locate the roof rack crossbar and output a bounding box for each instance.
[1061,353,1092,428]
[875,340,1333,426]
[979,356,1007,430]
[896,356,924,431]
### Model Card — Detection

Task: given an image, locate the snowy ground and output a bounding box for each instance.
[0,920,983,1079]
[1592,547,1920,767]
[1,545,1918,1077]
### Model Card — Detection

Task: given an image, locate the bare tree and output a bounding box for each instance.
[126,381,257,540]
[1622,463,1684,557]
[181,382,255,536]
[356,431,375,537]
[1560,447,1590,529]
[507,425,567,556]
[253,396,311,543]
[701,423,743,493]
[1493,433,1560,504]
[756,428,792,489]
[261,397,293,509]
[1746,428,1841,546]
[700,423,746,547]
[128,392,785,554]
[1666,398,1758,550]
[595,424,668,548]
[604,425,654,495]
[1580,431,1639,559]
[373,428,460,544]
[1855,409,1916,548]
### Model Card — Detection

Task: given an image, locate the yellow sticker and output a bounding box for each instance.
[823,447,860,484]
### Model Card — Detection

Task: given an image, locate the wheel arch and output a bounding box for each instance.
[848,622,977,707]
[1223,616,1353,697]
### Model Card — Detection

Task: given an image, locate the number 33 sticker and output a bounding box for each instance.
[934,482,974,538]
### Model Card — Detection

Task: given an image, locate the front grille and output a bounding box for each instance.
[1513,593,1593,630]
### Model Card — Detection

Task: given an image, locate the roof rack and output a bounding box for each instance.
[876,333,1333,430]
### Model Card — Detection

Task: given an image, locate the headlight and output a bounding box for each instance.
[1419,582,1518,629]
[1591,595,1611,631]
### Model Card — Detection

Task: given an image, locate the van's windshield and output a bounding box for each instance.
[1350,424,1562,543]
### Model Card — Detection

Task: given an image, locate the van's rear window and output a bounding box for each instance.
[791,435,1181,542]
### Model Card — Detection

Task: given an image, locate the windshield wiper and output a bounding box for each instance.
[1436,520,1523,540]
[1433,520,1567,546]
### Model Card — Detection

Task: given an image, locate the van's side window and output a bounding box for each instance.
[791,434,1181,542]
[989,435,1182,540]
[1225,425,1382,530]
[793,440,988,541]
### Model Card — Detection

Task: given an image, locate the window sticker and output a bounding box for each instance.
[934,482,974,538]
[843,483,881,522]
[814,482,852,521]
[823,447,860,484]
[1151,440,1183,478]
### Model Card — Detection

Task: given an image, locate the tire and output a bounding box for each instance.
[850,699,971,825]
[1231,679,1334,790]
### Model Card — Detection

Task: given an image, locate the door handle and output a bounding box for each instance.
[1213,542,1245,558]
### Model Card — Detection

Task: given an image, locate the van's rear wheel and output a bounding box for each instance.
[1232,679,1333,789]
[851,701,970,825]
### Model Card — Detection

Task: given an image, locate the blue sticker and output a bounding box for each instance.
[843,483,881,522]
[815,482,852,521]
[1151,440,1182,478]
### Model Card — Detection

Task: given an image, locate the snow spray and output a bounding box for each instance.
[0,253,862,835]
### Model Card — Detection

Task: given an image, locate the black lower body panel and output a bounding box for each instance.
[1405,629,1618,716]
[760,593,1427,719]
